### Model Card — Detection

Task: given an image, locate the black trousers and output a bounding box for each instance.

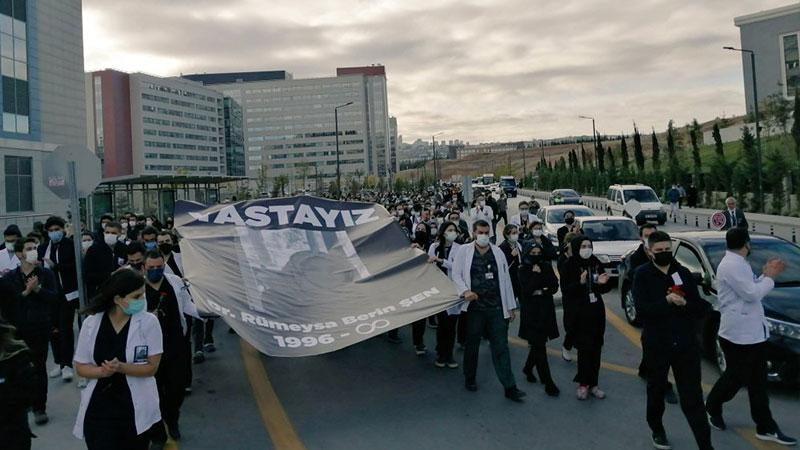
[85,416,148,450]
[412,318,427,348]
[151,352,189,442]
[639,337,674,391]
[19,332,48,412]
[50,299,77,368]
[573,343,602,387]
[646,347,712,450]
[706,338,778,434]
[463,308,516,389]
[523,342,554,385]
[561,299,575,350]
[435,311,458,361]
[497,212,508,227]
[192,318,215,353]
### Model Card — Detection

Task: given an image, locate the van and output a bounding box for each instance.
[499,176,517,197]
[606,184,666,225]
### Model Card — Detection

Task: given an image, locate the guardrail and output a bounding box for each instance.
[518,188,800,243]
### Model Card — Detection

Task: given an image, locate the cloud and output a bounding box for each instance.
[83,0,790,142]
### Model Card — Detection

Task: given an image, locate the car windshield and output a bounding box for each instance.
[580,220,639,241]
[500,179,515,186]
[703,240,800,285]
[546,208,593,223]
[623,189,659,203]
[554,190,579,198]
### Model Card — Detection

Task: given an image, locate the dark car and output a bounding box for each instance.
[549,189,582,206]
[499,176,517,197]
[618,231,800,384]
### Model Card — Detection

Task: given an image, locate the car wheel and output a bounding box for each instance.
[658,219,666,225]
[715,337,727,373]
[622,286,641,326]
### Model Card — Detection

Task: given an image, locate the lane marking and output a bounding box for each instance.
[604,306,642,349]
[240,339,307,450]
[165,439,179,450]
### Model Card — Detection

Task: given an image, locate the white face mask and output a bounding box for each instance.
[145,219,153,226]
[104,233,118,246]
[81,240,93,251]
[445,230,458,242]
[532,229,543,237]
[475,234,491,247]
[121,222,128,230]
[128,220,136,227]
[507,234,519,243]
[579,248,593,259]
[24,249,38,264]
[479,201,486,207]
[520,209,529,215]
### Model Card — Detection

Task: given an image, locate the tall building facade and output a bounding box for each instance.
[0,0,87,230]
[184,66,393,192]
[734,3,800,113]
[223,97,245,176]
[389,116,398,175]
[86,69,227,179]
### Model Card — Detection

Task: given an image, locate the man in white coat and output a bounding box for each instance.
[469,194,495,240]
[0,224,21,274]
[451,219,526,402]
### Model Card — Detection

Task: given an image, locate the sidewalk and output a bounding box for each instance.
[520,188,800,243]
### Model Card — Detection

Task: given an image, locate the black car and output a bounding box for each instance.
[549,189,582,205]
[499,177,517,197]
[618,231,800,384]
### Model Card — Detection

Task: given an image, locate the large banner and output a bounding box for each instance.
[174,196,460,357]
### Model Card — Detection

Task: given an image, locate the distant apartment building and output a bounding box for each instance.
[0,0,87,230]
[734,3,800,113]
[184,66,393,192]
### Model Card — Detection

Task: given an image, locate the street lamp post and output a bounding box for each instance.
[724,46,764,212]
[334,101,354,199]
[579,115,597,151]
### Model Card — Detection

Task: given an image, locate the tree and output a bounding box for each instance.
[651,129,661,172]
[633,124,645,172]
[580,143,589,168]
[689,119,702,181]
[712,123,724,157]
[595,138,605,172]
[666,121,681,183]
[765,148,788,214]
[741,126,761,212]
[763,93,792,136]
[620,135,630,169]
[606,146,616,169]
[792,93,800,160]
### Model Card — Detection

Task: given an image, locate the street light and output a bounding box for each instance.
[432,131,444,184]
[334,101,354,199]
[724,46,764,212]
[578,115,597,150]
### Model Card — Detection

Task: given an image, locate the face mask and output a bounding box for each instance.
[579,248,592,259]
[158,243,172,254]
[527,254,543,265]
[507,234,519,243]
[479,201,486,207]
[475,234,491,247]
[564,217,575,226]
[145,219,153,226]
[520,209,529,215]
[532,229,543,237]
[5,240,14,251]
[144,241,157,251]
[81,240,93,251]
[48,230,64,243]
[129,220,136,228]
[445,231,458,242]
[121,222,128,230]
[104,233,118,246]
[413,211,420,218]
[146,267,165,283]
[436,218,444,225]
[653,251,673,267]
[25,249,38,263]
[122,297,146,316]
[130,261,144,271]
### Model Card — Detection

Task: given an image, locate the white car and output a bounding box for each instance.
[575,216,641,276]
[606,184,666,225]
[536,205,594,246]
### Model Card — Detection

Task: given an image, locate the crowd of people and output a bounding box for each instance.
[0,213,215,450]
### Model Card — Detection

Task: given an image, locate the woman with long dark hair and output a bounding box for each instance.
[73,268,163,449]
[427,221,462,368]
[518,243,560,396]
[498,224,522,299]
[561,236,611,401]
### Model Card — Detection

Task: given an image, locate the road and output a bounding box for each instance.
[36,195,798,450]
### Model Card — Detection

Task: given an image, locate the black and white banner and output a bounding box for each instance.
[175,196,460,357]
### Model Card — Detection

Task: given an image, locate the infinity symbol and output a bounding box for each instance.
[355,319,391,335]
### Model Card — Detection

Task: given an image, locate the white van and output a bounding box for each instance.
[606,184,666,225]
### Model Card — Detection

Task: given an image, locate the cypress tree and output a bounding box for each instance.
[690,119,702,180]
[620,135,630,169]
[741,126,761,211]
[595,138,605,172]
[607,146,616,169]
[633,123,645,172]
[651,129,661,172]
[580,143,588,168]
[712,123,724,157]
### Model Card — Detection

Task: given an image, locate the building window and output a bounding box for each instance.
[782,32,799,98]
[4,154,32,211]
[0,0,27,134]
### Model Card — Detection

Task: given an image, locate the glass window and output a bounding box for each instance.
[0,35,10,58]
[674,244,704,275]
[545,207,593,223]
[11,0,24,22]
[623,189,659,203]
[4,154,32,212]
[703,239,800,285]
[13,37,24,61]
[579,220,638,241]
[783,33,799,98]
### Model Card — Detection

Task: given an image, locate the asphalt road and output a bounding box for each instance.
[35,195,799,450]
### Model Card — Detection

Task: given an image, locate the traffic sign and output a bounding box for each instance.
[711,212,726,230]
[42,145,101,199]
[623,199,642,219]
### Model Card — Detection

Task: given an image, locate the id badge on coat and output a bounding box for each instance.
[485,272,494,280]
[589,293,598,303]
[671,272,683,286]
[133,345,149,364]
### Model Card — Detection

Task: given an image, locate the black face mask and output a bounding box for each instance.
[653,251,673,267]
[158,243,172,255]
[564,217,575,225]
[130,262,144,271]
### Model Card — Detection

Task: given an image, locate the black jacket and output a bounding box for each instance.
[37,237,78,296]
[722,208,748,231]
[518,261,560,343]
[0,344,34,449]
[83,241,125,295]
[633,261,711,353]
[499,241,522,298]
[561,237,613,348]
[0,267,58,336]
[626,244,650,285]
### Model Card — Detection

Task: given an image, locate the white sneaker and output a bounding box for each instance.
[48,367,62,378]
[77,377,88,389]
[561,346,573,362]
[61,366,74,382]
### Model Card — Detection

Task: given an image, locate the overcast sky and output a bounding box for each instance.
[83,0,789,143]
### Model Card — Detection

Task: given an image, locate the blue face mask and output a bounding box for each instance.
[48,230,64,243]
[122,297,146,315]
[144,241,157,251]
[146,267,165,283]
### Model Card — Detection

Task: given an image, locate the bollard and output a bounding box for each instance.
[707,217,710,229]
[793,228,797,243]
[770,225,774,236]
[695,216,699,227]
[673,213,677,224]
[684,215,687,225]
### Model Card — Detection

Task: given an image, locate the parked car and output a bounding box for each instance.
[606,184,666,225]
[499,176,518,197]
[575,216,641,277]
[536,205,594,247]
[549,189,582,205]
[618,231,800,384]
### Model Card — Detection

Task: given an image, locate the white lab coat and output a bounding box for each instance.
[717,251,774,345]
[509,213,540,227]
[163,273,202,335]
[469,205,494,237]
[0,245,19,273]
[450,243,518,318]
[164,252,184,278]
[73,311,163,439]
[427,241,462,273]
